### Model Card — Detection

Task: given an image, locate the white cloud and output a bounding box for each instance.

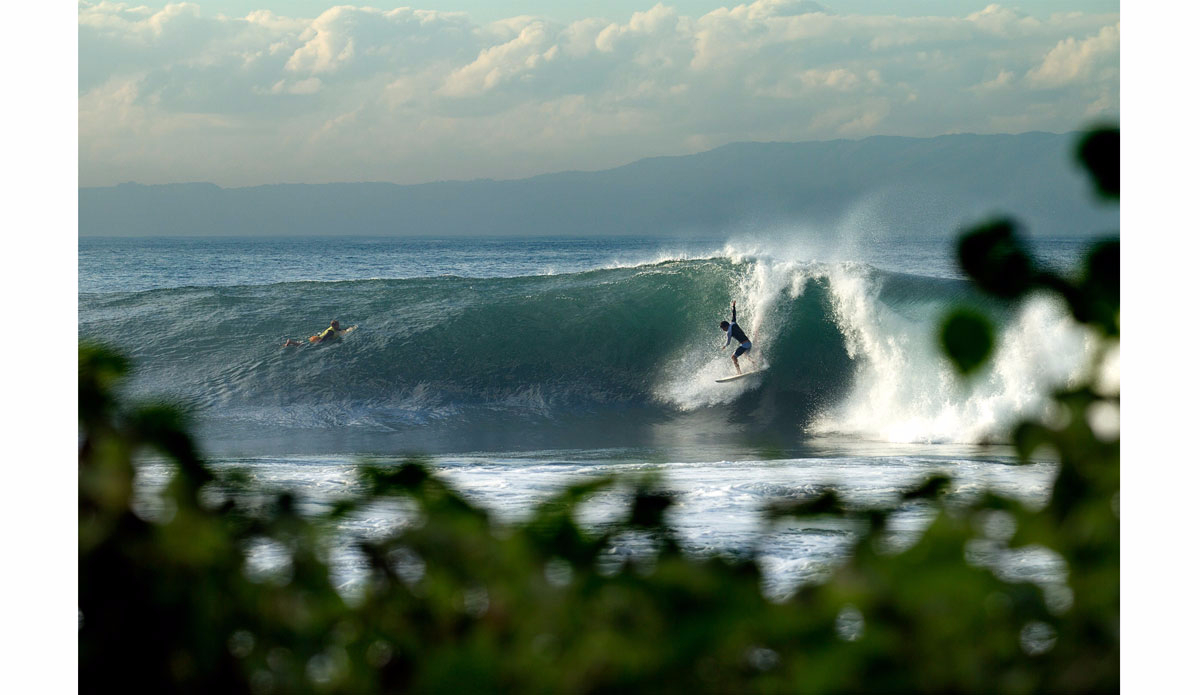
[269,77,322,94]
[965,4,1040,35]
[285,7,358,74]
[438,21,557,97]
[77,2,1121,186]
[1026,23,1119,88]
[971,69,1017,93]
[284,6,477,76]
[809,99,890,135]
[244,10,309,34]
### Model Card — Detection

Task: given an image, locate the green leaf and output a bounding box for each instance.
[1079,238,1121,335]
[1076,126,1119,201]
[765,488,846,519]
[364,460,431,495]
[629,489,673,528]
[956,219,1036,300]
[940,308,994,375]
[1012,422,1055,463]
[902,475,951,501]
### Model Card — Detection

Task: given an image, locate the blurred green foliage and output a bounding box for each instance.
[939,308,995,376]
[79,128,1118,693]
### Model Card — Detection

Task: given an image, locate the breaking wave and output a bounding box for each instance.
[79,252,1092,449]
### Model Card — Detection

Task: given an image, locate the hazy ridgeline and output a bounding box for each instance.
[80,132,1115,238]
[78,129,1118,692]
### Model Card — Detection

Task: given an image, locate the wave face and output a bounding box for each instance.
[78,255,1092,451]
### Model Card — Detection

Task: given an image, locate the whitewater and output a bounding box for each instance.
[80,234,1102,596]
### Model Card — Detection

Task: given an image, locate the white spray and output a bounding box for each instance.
[653,251,820,409]
[811,265,1093,443]
[652,242,1094,444]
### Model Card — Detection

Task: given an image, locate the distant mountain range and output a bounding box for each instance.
[79,132,1117,238]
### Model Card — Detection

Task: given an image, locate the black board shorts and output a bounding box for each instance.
[734,341,752,358]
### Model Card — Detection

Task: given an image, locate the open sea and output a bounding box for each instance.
[78,233,1102,598]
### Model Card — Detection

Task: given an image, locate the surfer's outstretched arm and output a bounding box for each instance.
[723,301,737,347]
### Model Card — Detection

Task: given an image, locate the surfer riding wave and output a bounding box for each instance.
[719,301,753,374]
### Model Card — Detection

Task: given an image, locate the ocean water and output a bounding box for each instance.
[80,234,1100,597]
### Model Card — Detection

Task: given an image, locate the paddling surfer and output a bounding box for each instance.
[283,319,343,347]
[719,301,753,374]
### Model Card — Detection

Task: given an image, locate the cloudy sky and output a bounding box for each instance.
[78,1,1119,187]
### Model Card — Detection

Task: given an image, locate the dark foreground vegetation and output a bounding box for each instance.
[79,129,1118,693]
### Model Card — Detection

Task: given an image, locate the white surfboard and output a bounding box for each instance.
[715,370,763,383]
